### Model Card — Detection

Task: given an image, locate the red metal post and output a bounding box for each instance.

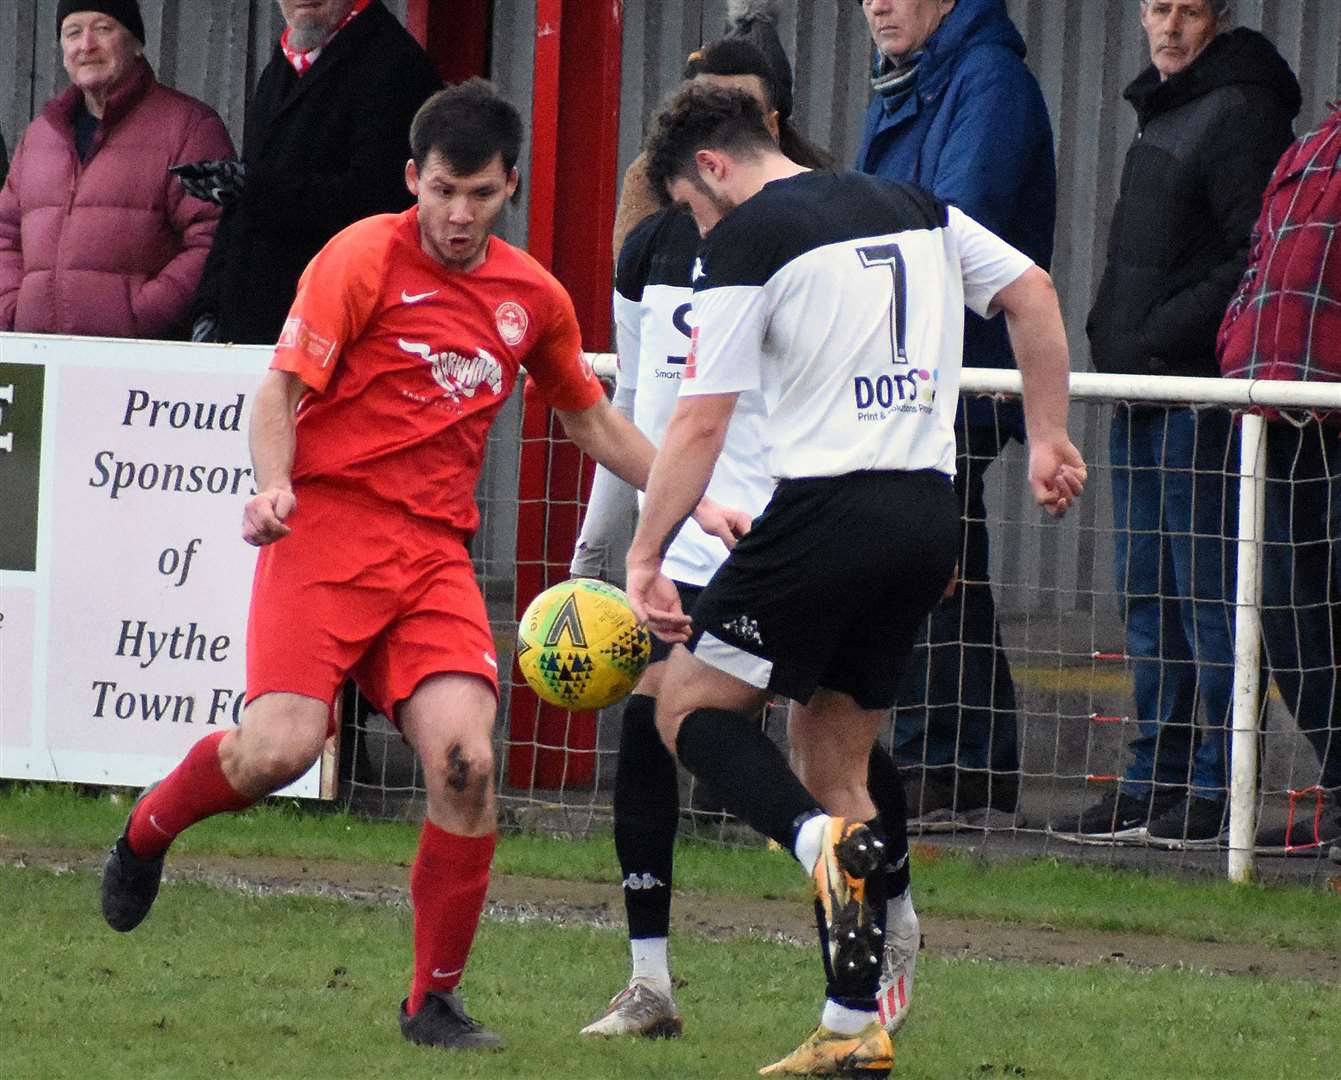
[509,1,625,791]
[406,1,491,83]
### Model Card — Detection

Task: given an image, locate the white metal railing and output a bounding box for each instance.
[589,354,1341,883]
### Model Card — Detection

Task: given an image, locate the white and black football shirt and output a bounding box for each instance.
[614,206,774,586]
[680,170,1034,479]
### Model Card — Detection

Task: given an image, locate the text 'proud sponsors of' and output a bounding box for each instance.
[1,335,319,795]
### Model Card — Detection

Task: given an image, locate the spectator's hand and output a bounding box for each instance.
[242,488,296,546]
[170,160,247,206]
[191,313,219,343]
[1028,436,1087,519]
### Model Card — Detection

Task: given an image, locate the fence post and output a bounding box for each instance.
[1228,412,1267,883]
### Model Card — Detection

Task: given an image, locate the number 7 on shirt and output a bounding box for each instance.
[857,242,909,366]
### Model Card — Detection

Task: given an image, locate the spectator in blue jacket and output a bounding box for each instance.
[855,0,1056,827]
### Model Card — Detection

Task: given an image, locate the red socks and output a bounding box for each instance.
[407,822,496,1014]
[126,731,254,859]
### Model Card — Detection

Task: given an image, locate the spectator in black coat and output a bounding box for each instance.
[1068,0,1299,850]
[190,0,441,344]
[0,126,8,187]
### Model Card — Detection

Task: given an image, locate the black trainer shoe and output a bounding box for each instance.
[1146,795,1227,850]
[900,768,956,821]
[101,834,165,932]
[101,784,167,932]
[1255,806,1341,856]
[1053,789,1172,844]
[400,990,504,1051]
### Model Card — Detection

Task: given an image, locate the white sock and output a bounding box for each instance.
[630,937,671,995]
[793,813,831,874]
[821,998,877,1035]
[887,888,918,936]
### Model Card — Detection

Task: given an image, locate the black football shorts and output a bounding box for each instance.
[687,469,958,710]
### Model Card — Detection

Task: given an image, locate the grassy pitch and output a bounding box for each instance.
[3,786,1339,1078]
[4,865,1338,1080]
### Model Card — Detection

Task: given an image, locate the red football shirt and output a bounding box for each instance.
[271,208,603,532]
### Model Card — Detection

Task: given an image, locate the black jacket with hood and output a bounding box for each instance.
[1087,28,1300,378]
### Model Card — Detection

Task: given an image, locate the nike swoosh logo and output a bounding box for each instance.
[431,967,463,980]
[402,289,439,304]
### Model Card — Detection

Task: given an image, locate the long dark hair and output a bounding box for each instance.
[682,36,836,171]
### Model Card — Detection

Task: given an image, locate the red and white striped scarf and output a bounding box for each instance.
[280,0,373,75]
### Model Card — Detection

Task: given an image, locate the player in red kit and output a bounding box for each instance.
[99,79,747,1054]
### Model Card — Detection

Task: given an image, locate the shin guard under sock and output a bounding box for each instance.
[408,823,496,1014]
[812,819,887,1012]
[614,694,678,940]
[674,708,820,848]
[127,731,254,859]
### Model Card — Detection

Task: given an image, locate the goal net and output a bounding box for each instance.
[336,362,1341,883]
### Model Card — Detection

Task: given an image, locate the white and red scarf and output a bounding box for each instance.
[280,0,373,75]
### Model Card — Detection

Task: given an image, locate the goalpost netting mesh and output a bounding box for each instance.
[334,368,1341,884]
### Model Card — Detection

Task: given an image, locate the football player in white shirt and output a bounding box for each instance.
[573,29,921,1043]
[626,83,1084,1078]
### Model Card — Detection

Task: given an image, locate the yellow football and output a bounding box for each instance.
[515,578,652,709]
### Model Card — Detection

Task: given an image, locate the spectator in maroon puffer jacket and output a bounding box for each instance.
[0,1,234,339]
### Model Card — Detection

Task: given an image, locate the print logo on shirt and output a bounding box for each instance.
[398,339,504,404]
[852,368,938,421]
[495,301,529,346]
[279,317,339,369]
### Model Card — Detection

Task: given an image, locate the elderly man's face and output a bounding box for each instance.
[277,0,357,49]
[60,11,141,103]
[862,0,956,60]
[1141,0,1225,80]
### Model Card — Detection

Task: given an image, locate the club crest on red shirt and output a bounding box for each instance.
[495,301,529,346]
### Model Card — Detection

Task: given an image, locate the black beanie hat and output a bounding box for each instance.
[57,1,146,45]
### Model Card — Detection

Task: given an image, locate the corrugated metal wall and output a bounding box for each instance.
[617,0,1341,370]
[7,0,1341,615]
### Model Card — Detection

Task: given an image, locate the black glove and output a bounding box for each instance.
[170,160,247,207]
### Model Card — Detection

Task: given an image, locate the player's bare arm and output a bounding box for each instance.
[242,369,309,547]
[625,392,737,640]
[993,266,1087,518]
[557,393,752,549]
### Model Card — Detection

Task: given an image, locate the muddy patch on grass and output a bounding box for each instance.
[6,843,1337,986]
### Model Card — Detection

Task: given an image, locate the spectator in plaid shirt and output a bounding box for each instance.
[1218,111,1341,853]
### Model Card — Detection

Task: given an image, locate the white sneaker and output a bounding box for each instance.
[876,911,918,1034]
[579,978,682,1038]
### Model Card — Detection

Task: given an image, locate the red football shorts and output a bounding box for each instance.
[245,484,499,733]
